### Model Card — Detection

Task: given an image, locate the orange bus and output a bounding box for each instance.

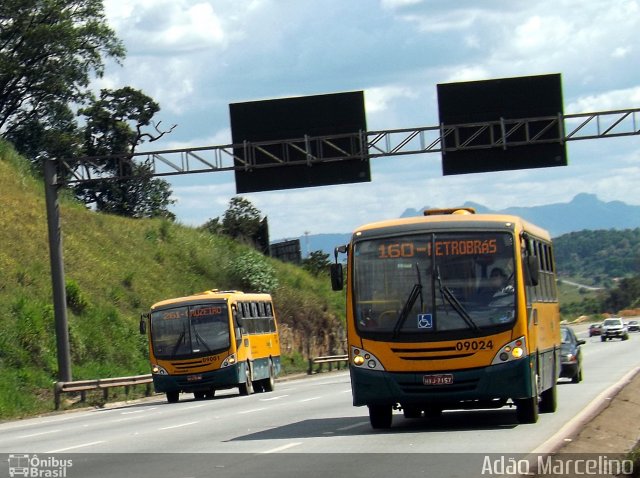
[140,290,281,403]
[331,208,561,428]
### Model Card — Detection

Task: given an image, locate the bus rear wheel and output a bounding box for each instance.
[369,405,393,429]
[260,361,276,393]
[238,364,254,396]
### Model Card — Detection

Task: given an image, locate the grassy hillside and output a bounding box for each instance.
[0,141,345,419]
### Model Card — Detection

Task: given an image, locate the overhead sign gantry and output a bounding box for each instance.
[44,74,640,382]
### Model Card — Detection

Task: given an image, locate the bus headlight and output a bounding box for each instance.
[221,354,236,368]
[351,346,385,371]
[491,337,528,365]
[151,364,168,375]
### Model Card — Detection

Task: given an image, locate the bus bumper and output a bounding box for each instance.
[152,365,242,394]
[350,357,534,409]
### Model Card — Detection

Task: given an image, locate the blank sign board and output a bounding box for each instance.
[437,74,567,175]
[230,91,370,193]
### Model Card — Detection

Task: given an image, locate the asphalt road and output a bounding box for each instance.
[2,327,639,478]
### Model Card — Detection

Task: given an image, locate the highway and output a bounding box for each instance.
[1,327,639,477]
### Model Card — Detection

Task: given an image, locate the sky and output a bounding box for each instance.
[99,0,640,240]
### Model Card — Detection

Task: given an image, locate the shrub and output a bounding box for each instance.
[66,279,89,314]
[230,250,278,293]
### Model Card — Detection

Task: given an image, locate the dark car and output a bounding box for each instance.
[627,320,639,332]
[560,325,584,383]
[588,323,602,337]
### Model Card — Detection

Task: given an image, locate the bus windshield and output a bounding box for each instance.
[150,303,230,359]
[353,231,515,337]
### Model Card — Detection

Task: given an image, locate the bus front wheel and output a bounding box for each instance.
[539,381,557,413]
[515,397,539,423]
[166,391,179,403]
[369,405,392,429]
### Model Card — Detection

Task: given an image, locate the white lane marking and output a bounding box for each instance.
[18,429,62,439]
[0,414,84,432]
[121,408,156,415]
[337,421,368,431]
[46,441,105,453]
[298,396,321,402]
[158,421,200,430]
[182,404,209,410]
[238,408,267,414]
[260,442,302,454]
[259,395,289,401]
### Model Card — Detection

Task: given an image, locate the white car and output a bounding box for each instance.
[601,317,629,341]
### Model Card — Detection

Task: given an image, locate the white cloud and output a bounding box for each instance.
[105,0,226,54]
[365,85,418,113]
[566,87,640,113]
[380,0,424,9]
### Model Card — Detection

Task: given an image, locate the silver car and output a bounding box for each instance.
[601,317,629,341]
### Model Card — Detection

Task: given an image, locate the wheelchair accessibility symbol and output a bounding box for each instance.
[417,314,433,329]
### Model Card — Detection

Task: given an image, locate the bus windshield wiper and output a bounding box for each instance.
[192,326,212,353]
[436,267,480,333]
[171,328,186,358]
[393,264,424,338]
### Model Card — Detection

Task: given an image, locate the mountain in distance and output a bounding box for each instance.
[280,194,640,258]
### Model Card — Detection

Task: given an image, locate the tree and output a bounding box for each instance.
[0,0,125,136]
[202,197,270,252]
[302,250,332,276]
[4,102,82,176]
[200,217,223,236]
[73,87,176,218]
[222,197,263,243]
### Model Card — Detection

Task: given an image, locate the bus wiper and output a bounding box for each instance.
[436,267,480,333]
[193,327,212,352]
[393,264,424,338]
[171,328,186,358]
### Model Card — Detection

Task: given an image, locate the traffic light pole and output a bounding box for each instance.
[43,158,72,382]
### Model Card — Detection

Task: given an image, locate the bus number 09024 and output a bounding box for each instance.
[456,340,493,351]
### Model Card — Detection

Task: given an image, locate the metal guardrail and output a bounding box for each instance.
[54,355,349,408]
[308,354,349,375]
[54,374,153,409]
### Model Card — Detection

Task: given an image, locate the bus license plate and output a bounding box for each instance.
[187,374,202,382]
[423,374,453,385]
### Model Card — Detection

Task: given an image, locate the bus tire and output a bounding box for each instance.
[166,391,179,403]
[572,367,583,384]
[261,360,276,393]
[238,363,254,396]
[193,391,206,400]
[515,397,538,423]
[539,382,557,413]
[369,405,393,429]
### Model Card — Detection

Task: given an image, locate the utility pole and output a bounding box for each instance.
[43,159,72,382]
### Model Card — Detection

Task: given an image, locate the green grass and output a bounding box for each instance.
[0,140,344,419]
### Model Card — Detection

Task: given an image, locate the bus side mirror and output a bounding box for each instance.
[139,314,147,335]
[526,256,540,286]
[331,263,343,291]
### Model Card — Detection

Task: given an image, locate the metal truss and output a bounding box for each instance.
[58,107,640,186]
